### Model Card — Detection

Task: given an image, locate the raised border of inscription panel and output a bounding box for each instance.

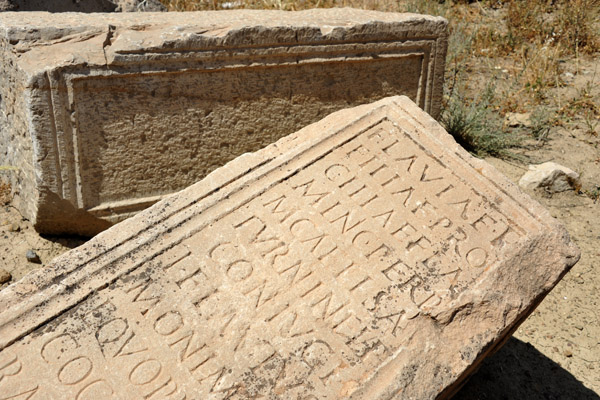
[0,96,578,399]
[48,41,436,215]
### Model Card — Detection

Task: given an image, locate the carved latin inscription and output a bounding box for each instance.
[0,97,575,400]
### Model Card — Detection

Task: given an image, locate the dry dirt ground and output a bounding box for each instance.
[0,59,599,400]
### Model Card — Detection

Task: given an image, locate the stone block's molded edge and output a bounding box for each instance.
[37,40,437,213]
[0,96,579,398]
[0,36,38,224]
[0,10,448,235]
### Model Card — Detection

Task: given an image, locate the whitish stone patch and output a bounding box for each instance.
[0,97,578,399]
[0,9,448,235]
[519,162,581,193]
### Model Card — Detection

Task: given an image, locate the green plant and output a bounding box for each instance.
[441,78,520,158]
[583,111,599,136]
[529,105,553,142]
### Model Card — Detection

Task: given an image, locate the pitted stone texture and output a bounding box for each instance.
[0,96,578,399]
[0,9,448,235]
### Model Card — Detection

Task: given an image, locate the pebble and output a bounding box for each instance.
[26,249,41,264]
[9,223,19,232]
[563,349,573,357]
[505,112,532,128]
[0,268,11,284]
[561,72,575,84]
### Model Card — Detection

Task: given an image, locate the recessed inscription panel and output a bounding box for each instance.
[73,55,424,209]
[0,97,577,399]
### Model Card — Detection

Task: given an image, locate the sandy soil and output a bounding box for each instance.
[457,56,600,399]
[0,61,598,400]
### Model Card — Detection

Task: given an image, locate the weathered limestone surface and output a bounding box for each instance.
[0,96,578,399]
[0,9,448,235]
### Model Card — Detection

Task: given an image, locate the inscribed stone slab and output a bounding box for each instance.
[0,96,578,399]
[0,9,448,235]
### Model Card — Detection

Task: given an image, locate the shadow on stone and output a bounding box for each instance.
[455,337,599,400]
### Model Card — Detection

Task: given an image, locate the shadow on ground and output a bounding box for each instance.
[40,234,89,250]
[455,337,599,400]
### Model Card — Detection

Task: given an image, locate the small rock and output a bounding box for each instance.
[518,162,581,193]
[561,72,575,84]
[9,223,20,232]
[563,349,573,357]
[26,249,41,264]
[0,268,11,284]
[505,112,532,128]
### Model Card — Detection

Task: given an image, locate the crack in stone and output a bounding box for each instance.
[102,24,116,66]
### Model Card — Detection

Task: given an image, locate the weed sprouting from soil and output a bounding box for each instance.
[441,77,519,158]
[587,184,600,202]
[529,106,553,142]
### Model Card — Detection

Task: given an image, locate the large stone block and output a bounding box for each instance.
[0,9,448,235]
[0,96,578,399]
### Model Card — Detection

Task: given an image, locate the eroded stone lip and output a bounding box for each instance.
[0,96,578,399]
[0,9,448,235]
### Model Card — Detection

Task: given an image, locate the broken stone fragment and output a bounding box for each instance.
[0,268,10,284]
[25,249,41,264]
[519,162,581,193]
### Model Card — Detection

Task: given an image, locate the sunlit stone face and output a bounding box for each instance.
[0,97,578,399]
